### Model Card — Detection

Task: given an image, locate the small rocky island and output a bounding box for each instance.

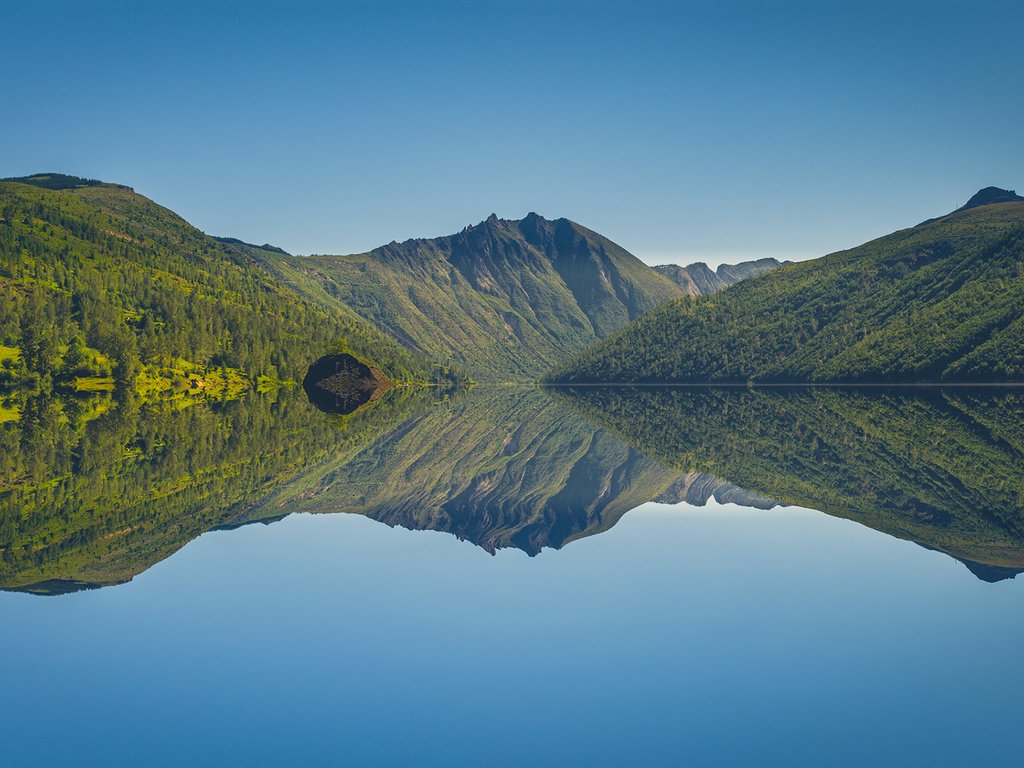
[302,354,390,414]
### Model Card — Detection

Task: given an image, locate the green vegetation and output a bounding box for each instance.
[0,174,453,395]
[0,173,104,191]
[0,385,434,592]
[261,213,684,381]
[551,195,1024,383]
[561,386,1024,575]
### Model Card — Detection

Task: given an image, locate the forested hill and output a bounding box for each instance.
[653,257,783,295]
[0,174,445,393]
[550,189,1024,384]
[262,212,686,380]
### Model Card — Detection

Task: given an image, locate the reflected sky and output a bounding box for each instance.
[2,500,1021,767]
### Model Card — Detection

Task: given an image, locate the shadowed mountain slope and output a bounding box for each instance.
[262,213,685,380]
[551,189,1024,384]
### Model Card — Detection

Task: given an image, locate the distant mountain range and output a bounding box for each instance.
[3,172,1020,388]
[551,188,1024,384]
[653,257,784,295]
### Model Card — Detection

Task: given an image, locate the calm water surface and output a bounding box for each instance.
[1,385,1022,766]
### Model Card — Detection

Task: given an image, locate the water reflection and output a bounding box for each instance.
[0,385,431,594]
[560,386,1024,580]
[2,383,1022,594]
[302,353,389,415]
[260,387,771,554]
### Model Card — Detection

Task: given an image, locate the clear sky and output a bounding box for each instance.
[3,0,1022,266]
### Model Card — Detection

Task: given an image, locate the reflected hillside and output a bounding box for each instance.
[0,387,433,593]
[559,387,1024,579]
[7,380,1021,593]
[0,384,767,594]
[256,388,765,554]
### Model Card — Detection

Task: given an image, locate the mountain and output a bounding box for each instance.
[0,174,446,393]
[261,212,685,380]
[550,188,1024,384]
[560,386,1024,580]
[653,257,783,296]
[961,186,1024,211]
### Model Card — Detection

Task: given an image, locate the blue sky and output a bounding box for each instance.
[3,0,1022,265]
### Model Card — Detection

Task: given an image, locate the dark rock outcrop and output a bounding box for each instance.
[302,354,389,414]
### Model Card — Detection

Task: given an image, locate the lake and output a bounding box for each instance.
[1,384,1023,766]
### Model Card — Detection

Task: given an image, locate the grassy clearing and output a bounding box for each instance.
[73,377,115,392]
[0,345,20,363]
[135,358,255,403]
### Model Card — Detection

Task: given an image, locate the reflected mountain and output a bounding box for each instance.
[254,388,747,554]
[4,381,1022,594]
[0,385,763,593]
[558,386,1024,581]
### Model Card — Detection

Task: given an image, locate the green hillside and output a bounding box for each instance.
[551,190,1024,383]
[262,212,684,380]
[0,174,445,394]
[562,386,1024,578]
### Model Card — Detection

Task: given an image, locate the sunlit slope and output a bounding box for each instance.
[0,174,440,389]
[552,191,1024,383]
[263,213,684,380]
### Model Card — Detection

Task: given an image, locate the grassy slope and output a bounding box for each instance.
[262,213,683,381]
[552,200,1024,383]
[0,177,441,389]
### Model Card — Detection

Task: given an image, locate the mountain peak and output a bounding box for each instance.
[961,186,1023,211]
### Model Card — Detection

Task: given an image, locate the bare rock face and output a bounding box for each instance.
[654,472,781,510]
[653,258,784,296]
[302,354,389,414]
